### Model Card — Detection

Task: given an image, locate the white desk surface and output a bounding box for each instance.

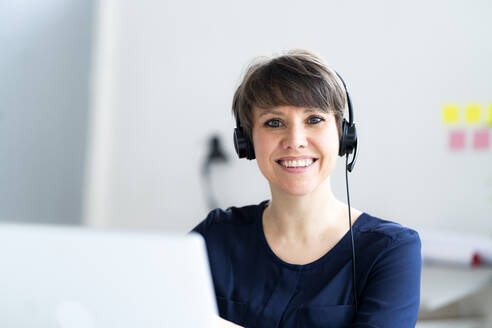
[420,264,492,311]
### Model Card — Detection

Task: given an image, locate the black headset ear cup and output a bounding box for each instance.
[339,118,357,157]
[233,127,256,160]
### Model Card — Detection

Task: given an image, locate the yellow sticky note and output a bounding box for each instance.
[442,104,459,123]
[465,103,481,123]
[488,104,492,125]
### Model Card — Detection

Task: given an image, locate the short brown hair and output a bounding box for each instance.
[232,49,347,140]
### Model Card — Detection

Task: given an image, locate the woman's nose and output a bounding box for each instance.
[281,124,308,150]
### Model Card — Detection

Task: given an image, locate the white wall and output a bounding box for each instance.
[85,0,492,234]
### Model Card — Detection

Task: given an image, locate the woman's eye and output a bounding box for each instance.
[265,119,282,128]
[307,116,324,124]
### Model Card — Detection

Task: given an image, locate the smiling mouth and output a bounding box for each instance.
[276,158,318,168]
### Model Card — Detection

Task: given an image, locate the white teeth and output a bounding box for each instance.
[279,159,314,168]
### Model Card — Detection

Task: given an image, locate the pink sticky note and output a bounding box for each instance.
[473,129,490,150]
[449,130,466,150]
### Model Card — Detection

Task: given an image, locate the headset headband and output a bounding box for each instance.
[334,71,354,126]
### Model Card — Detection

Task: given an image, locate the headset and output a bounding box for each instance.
[232,71,360,313]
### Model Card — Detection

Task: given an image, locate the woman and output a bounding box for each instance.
[193,49,421,328]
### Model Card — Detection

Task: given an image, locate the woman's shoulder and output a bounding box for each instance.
[191,200,267,237]
[356,212,421,245]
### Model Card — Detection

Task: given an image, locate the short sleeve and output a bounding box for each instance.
[190,208,219,238]
[352,230,422,327]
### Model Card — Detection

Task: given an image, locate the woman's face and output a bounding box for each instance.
[251,105,340,196]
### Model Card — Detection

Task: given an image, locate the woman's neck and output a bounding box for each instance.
[264,178,348,243]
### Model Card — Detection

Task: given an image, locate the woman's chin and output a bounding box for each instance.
[276,183,317,197]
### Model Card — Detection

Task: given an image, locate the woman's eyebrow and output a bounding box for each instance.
[304,108,318,114]
[257,108,321,118]
[258,110,284,118]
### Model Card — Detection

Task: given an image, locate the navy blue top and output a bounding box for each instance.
[192,200,421,328]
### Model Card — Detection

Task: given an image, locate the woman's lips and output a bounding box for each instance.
[276,158,318,173]
[276,155,317,161]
